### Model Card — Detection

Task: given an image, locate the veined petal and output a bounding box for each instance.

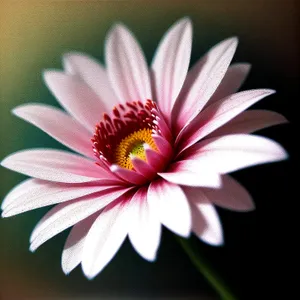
[105,24,151,104]
[152,17,192,118]
[184,187,223,246]
[144,145,167,172]
[110,164,148,185]
[148,179,191,237]
[204,63,251,109]
[173,37,238,132]
[128,187,161,261]
[1,178,34,210]
[1,149,118,183]
[203,175,255,211]
[43,71,105,132]
[62,212,100,274]
[82,192,134,279]
[176,89,276,153]
[131,156,157,180]
[2,179,115,218]
[63,52,118,109]
[158,160,221,188]
[12,104,94,158]
[183,134,288,174]
[207,109,288,138]
[152,134,173,159]
[29,187,131,251]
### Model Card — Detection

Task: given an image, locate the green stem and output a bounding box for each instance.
[177,236,238,300]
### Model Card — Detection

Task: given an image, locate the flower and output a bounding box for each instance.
[1,17,287,279]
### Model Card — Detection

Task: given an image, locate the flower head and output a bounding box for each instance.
[1,18,287,279]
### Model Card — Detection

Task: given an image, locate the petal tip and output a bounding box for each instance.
[261,89,276,96]
[42,69,64,85]
[107,22,129,41]
[61,264,72,275]
[180,16,192,28]
[1,155,10,168]
[82,263,97,280]
[29,244,36,253]
[173,16,192,31]
[247,202,256,212]
[11,106,21,116]
[207,234,224,247]
[223,36,239,49]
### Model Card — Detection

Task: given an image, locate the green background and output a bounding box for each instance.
[0,0,294,299]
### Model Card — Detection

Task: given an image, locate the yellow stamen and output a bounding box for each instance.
[114,128,157,170]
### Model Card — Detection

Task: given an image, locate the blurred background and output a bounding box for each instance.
[0,0,296,299]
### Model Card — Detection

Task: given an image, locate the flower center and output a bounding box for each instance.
[115,128,157,170]
[92,100,161,171]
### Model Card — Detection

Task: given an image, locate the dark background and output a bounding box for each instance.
[0,0,296,299]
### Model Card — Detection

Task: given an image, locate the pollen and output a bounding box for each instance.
[114,128,157,170]
[92,100,162,171]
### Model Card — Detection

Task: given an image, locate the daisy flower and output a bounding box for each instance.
[1,18,287,279]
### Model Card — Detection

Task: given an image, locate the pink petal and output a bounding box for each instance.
[82,193,134,279]
[203,175,255,211]
[128,187,161,261]
[1,149,118,183]
[183,134,288,174]
[158,160,221,188]
[63,52,118,109]
[43,71,105,131]
[148,179,191,237]
[152,134,173,159]
[105,24,151,103]
[204,63,251,109]
[207,109,288,139]
[173,37,238,132]
[110,164,148,185]
[144,145,167,172]
[2,179,115,218]
[13,104,94,158]
[1,178,33,210]
[29,187,131,251]
[184,187,223,246]
[176,89,276,153]
[131,156,156,179]
[61,212,100,274]
[151,18,192,118]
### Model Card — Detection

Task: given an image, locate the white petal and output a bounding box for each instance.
[207,109,288,138]
[1,178,34,210]
[82,193,133,279]
[2,179,114,218]
[205,63,251,108]
[184,187,223,246]
[61,213,100,274]
[184,134,288,174]
[29,187,131,251]
[152,17,192,118]
[128,187,161,261]
[105,24,151,103]
[13,104,94,158]
[148,179,191,237]
[44,71,105,131]
[174,37,238,132]
[63,52,118,109]
[1,149,116,183]
[203,175,255,211]
[158,160,221,188]
[176,89,276,153]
